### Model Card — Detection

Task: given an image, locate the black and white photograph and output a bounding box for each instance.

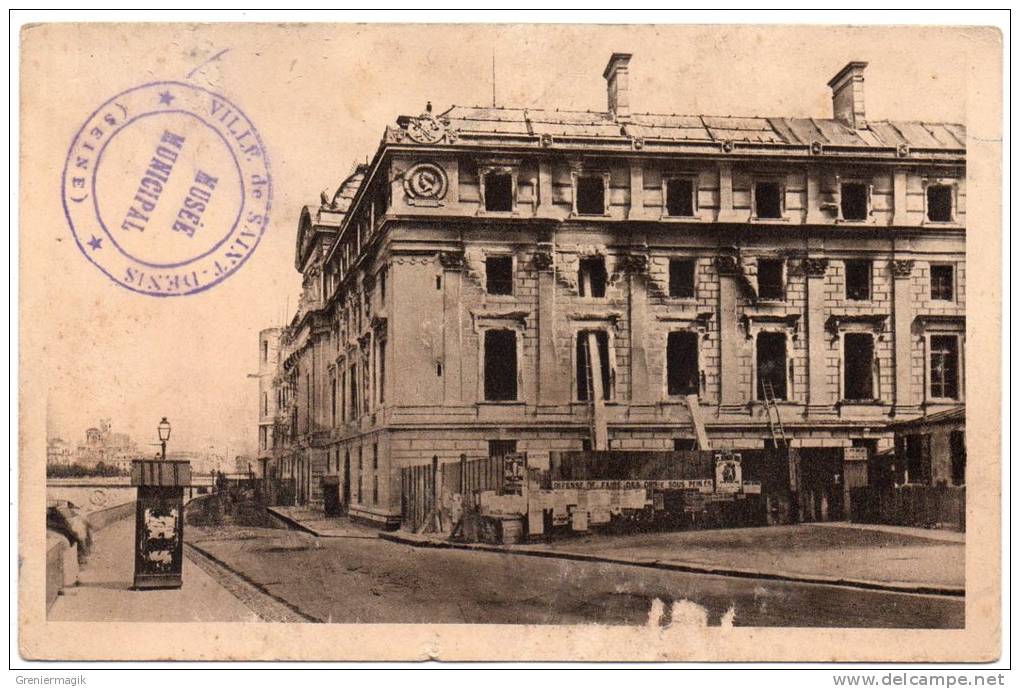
[14,16,1005,668]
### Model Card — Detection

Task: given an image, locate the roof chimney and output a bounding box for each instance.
[828,61,868,130]
[603,53,633,121]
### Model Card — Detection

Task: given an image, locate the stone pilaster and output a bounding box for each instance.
[627,162,647,220]
[537,160,555,218]
[892,171,909,225]
[803,257,831,409]
[621,252,651,403]
[439,251,464,404]
[717,164,738,223]
[891,259,915,412]
[715,255,742,405]
[535,243,566,405]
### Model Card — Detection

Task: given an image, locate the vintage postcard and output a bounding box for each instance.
[18,22,1002,662]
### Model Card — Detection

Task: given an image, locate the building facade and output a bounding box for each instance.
[266,55,965,527]
[256,327,281,478]
[74,419,141,471]
[46,437,75,467]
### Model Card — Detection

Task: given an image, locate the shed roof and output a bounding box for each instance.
[889,406,966,430]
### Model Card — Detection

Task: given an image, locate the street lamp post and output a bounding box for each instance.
[131,416,189,590]
[157,417,171,460]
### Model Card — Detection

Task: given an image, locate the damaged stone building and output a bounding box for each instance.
[265,54,965,527]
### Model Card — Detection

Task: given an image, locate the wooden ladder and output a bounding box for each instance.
[760,380,788,449]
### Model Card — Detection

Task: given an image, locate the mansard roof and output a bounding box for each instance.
[384,104,965,157]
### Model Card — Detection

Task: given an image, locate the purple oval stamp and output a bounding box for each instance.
[61,81,272,296]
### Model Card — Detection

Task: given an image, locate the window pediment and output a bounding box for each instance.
[825,313,889,342]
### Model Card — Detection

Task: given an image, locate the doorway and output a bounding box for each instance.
[797,448,844,522]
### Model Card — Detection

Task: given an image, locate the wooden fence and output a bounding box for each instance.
[400,462,437,533]
[849,484,966,532]
[400,456,504,532]
[550,449,795,494]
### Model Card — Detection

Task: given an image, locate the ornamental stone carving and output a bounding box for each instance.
[617,253,649,275]
[403,162,448,206]
[437,250,464,271]
[404,102,457,144]
[714,255,740,276]
[890,259,915,278]
[532,250,554,272]
[802,257,829,278]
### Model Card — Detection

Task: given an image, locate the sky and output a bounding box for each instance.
[29,23,977,455]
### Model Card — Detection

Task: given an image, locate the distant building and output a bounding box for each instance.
[263,54,965,528]
[256,328,282,478]
[46,437,74,466]
[74,419,140,471]
[234,455,255,476]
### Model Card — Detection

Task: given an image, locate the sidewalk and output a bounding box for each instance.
[48,516,260,622]
[266,506,378,538]
[810,520,966,543]
[381,521,964,596]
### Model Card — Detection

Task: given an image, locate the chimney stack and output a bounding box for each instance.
[828,61,869,130]
[603,53,633,121]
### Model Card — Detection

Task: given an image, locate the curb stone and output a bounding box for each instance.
[185,541,322,622]
[265,507,377,539]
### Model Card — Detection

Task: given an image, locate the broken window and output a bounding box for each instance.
[950,430,966,486]
[666,331,700,396]
[840,182,870,220]
[843,333,875,400]
[665,178,695,217]
[578,256,607,297]
[372,443,379,504]
[904,434,931,485]
[756,332,787,400]
[673,438,697,451]
[348,363,358,419]
[930,335,960,399]
[845,259,872,301]
[330,377,336,426]
[576,330,612,401]
[306,373,313,431]
[754,182,783,219]
[362,348,371,414]
[576,175,606,215]
[485,255,514,295]
[668,259,696,298]
[488,439,517,459]
[483,171,513,212]
[930,264,955,301]
[377,339,386,404]
[757,259,785,301]
[926,184,954,222]
[262,340,268,362]
[483,329,518,401]
[339,370,346,424]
